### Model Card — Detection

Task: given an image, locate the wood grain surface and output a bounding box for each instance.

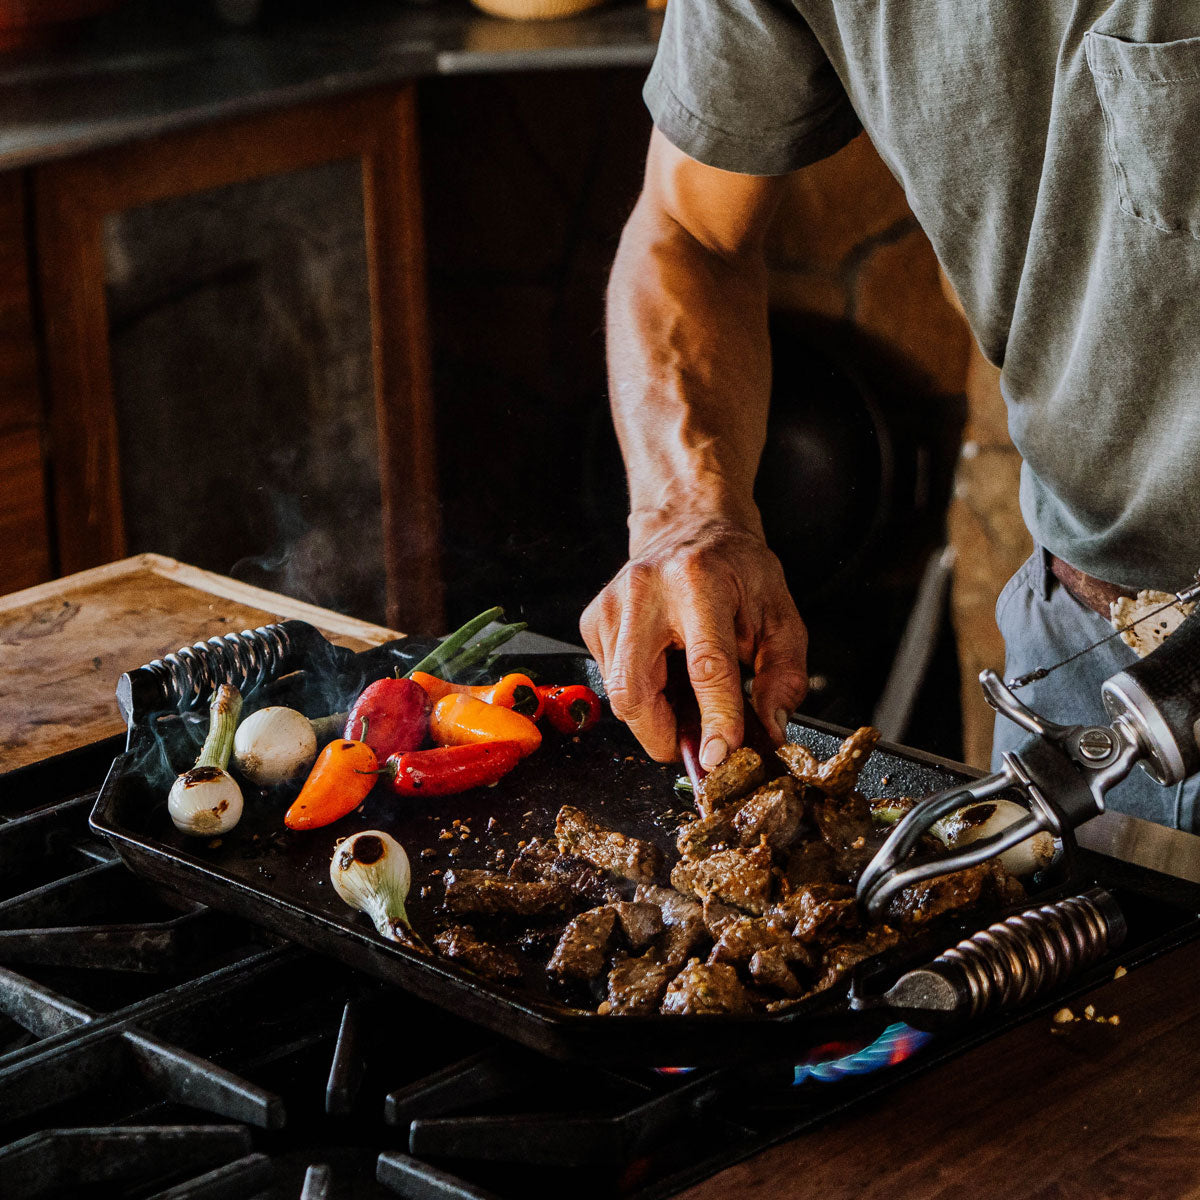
[679,941,1200,1200]
[0,554,399,772]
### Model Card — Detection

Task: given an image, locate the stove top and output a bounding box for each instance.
[4,737,1200,1200]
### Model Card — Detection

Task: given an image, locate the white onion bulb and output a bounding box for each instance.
[233,706,317,787]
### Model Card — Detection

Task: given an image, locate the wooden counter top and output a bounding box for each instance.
[0,554,399,772]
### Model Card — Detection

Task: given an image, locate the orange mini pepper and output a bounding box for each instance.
[410,671,542,720]
[429,693,542,758]
[284,739,379,830]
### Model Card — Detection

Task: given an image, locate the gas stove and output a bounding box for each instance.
[4,735,1200,1200]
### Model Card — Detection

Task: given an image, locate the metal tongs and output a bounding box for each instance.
[858,579,1200,918]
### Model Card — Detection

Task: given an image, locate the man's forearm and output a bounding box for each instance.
[606,196,774,551]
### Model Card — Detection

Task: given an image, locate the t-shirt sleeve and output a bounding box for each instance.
[644,0,861,175]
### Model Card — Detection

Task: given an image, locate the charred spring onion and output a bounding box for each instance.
[329,829,424,949]
[168,684,244,836]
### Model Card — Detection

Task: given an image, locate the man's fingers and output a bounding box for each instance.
[679,605,743,771]
[750,606,809,742]
[605,587,677,761]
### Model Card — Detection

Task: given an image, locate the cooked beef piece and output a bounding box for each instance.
[661,959,754,1015]
[675,810,734,860]
[707,916,816,971]
[701,895,743,938]
[599,955,677,1015]
[443,869,572,917]
[811,795,876,879]
[732,777,805,852]
[507,837,618,906]
[549,907,618,981]
[434,926,523,981]
[555,806,663,884]
[696,747,767,818]
[818,726,880,795]
[775,741,821,785]
[811,926,901,993]
[784,841,837,888]
[669,841,774,915]
[634,884,708,966]
[777,727,879,797]
[770,883,859,945]
[613,901,664,950]
[887,859,1025,929]
[750,946,804,996]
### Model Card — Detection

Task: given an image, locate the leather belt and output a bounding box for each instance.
[1047,553,1138,619]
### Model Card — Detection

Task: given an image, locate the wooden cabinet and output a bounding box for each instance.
[0,87,443,632]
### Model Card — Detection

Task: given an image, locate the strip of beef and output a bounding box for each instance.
[507,837,618,906]
[777,726,879,797]
[434,926,523,982]
[887,859,1025,929]
[669,841,774,915]
[675,810,734,860]
[784,841,837,888]
[696,747,767,818]
[810,926,901,993]
[661,959,754,1015]
[635,884,707,965]
[443,869,572,917]
[701,895,742,938]
[555,805,663,884]
[612,901,664,950]
[769,883,859,945]
[707,915,817,971]
[598,955,677,1015]
[549,906,618,981]
[731,776,805,852]
[811,794,876,879]
[750,946,804,996]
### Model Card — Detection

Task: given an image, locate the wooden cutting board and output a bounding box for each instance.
[0,553,400,773]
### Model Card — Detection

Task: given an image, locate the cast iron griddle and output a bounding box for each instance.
[90,631,1055,1067]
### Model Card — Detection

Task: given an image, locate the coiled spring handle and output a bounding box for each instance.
[116,619,354,729]
[852,888,1126,1025]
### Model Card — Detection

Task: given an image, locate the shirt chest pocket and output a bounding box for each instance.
[1085,30,1200,240]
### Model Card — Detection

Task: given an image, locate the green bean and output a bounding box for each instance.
[446,622,528,677]
[404,606,504,679]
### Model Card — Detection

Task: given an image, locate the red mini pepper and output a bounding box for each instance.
[343,677,432,759]
[409,671,542,720]
[383,741,523,796]
[535,684,602,735]
[285,739,379,830]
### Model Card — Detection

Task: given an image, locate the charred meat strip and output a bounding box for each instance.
[661,959,754,1015]
[811,794,876,879]
[675,810,734,860]
[555,805,663,884]
[612,901,664,950]
[507,837,618,906]
[635,884,707,966]
[770,883,859,945]
[777,726,879,797]
[549,906,618,981]
[750,946,804,996]
[811,926,901,993]
[731,776,805,852]
[888,860,1025,929]
[434,926,523,982]
[598,955,677,1015]
[696,747,767,818]
[701,895,742,938]
[669,841,774,915]
[443,869,572,917]
[707,916,816,971]
[818,726,880,795]
[784,840,837,888]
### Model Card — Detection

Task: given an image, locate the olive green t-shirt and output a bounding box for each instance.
[645,0,1200,592]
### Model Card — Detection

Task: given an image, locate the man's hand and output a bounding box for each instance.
[581,514,808,769]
